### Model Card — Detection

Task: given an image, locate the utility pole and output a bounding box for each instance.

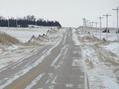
[90,21,95,37]
[82,18,87,27]
[98,16,103,39]
[99,16,103,29]
[103,14,111,32]
[112,7,119,32]
[82,18,88,33]
[103,14,111,39]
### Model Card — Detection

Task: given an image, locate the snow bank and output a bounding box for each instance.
[81,45,119,89]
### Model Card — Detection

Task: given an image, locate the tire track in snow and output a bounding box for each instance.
[2,30,66,89]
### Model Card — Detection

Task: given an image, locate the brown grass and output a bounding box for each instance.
[0,31,20,44]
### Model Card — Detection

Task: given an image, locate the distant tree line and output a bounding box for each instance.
[0,15,61,27]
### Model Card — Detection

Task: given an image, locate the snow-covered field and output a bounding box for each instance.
[93,32,119,41]
[0,27,49,43]
[76,28,119,89]
[0,27,63,76]
[102,42,119,57]
[79,27,119,41]
[0,27,48,70]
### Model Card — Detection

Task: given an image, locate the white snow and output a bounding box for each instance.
[0,27,63,71]
[1,27,119,89]
[81,45,119,89]
[0,27,49,43]
[103,77,119,89]
[0,30,63,88]
[73,28,119,89]
[0,45,39,71]
[102,42,119,57]
[92,32,118,41]
[7,45,19,50]
[77,28,119,41]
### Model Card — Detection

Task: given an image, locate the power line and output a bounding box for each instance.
[112,7,119,40]
[98,16,103,39]
[82,18,86,27]
[103,14,111,29]
[98,16,103,29]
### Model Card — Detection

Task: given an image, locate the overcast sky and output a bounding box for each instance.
[0,0,119,27]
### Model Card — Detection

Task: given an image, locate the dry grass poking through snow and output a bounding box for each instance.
[0,31,20,44]
[81,36,100,42]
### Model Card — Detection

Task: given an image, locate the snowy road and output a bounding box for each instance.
[0,28,85,89]
[0,27,119,89]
